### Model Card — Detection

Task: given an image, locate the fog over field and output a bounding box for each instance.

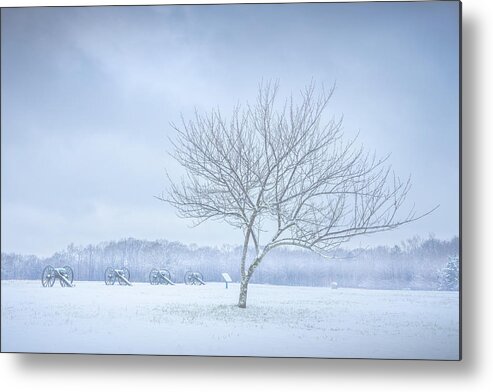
[2,235,458,290]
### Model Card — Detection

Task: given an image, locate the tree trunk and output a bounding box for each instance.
[238,275,250,308]
[238,255,265,308]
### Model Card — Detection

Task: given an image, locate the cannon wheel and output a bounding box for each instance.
[159,269,172,284]
[149,268,160,285]
[104,267,116,285]
[184,270,193,285]
[41,265,56,287]
[60,265,74,287]
[118,267,130,285]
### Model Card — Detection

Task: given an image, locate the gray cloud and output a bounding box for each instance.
[1,3,459,256]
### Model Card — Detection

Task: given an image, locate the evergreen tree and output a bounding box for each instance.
[439,256,459,291]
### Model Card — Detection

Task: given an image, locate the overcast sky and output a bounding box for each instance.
[1,2,460,256]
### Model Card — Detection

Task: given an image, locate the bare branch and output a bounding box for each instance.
[159,81,435,307]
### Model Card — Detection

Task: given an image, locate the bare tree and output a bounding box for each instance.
[159,82,431,308]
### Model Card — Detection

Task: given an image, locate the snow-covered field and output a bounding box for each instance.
[1,280,459,359]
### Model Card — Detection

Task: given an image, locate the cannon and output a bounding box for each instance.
[149,268,175,285]
[104,267,132,286]
[41,265,74,287]
[184,270,205,285]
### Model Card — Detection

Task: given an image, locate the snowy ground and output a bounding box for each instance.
[1,280,459,359]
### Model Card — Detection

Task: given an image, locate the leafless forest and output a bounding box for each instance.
[2,234,458,290]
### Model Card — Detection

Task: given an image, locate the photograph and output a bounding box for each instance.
[1,1,460,359]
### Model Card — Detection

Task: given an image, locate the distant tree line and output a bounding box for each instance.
[1,235,459,290]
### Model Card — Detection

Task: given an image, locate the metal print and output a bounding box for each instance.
[0,1,461,359]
